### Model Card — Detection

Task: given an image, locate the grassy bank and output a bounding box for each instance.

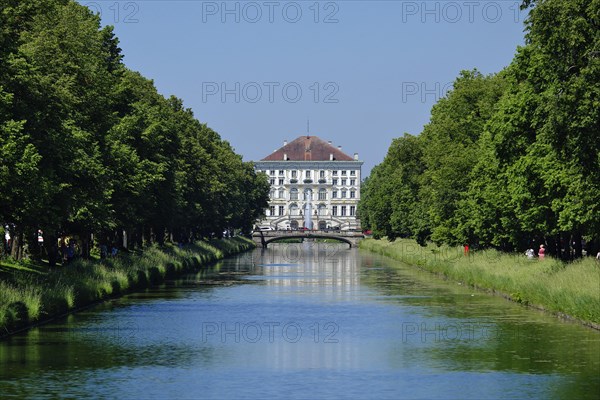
[360,238,600,328]
[0,237,255,337]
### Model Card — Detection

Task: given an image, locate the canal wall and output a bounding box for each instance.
[359,238,600,330]
[0,237,256,339]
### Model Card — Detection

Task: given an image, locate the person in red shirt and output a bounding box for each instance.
[538,244,545,260]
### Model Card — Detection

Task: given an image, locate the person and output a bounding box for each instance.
[525,248,535,259]
[66,240,75,264]
[596,251,600,262]
[100,243,108,259]
[463,244,469,256]
[538,244,545,260]
[58,236,67,264]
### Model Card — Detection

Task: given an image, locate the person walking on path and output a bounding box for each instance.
[538,244,545,260]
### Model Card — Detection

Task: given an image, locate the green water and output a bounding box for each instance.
[1,243,598,399]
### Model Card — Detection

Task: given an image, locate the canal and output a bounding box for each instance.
[1,243,599,399]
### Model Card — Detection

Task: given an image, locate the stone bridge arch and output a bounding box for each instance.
[252,230,363,249]
[264,234,353,248]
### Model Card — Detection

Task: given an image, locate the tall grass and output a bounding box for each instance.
[0,281,42,333]
[360,238,600,327]
[0,237,255,336]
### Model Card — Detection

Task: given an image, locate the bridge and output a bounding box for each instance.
[252,230,364,248]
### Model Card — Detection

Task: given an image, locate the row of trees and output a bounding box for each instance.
[0,0,270,264]
[359,0,599,258]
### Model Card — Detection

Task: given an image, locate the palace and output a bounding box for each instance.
[254,135,363,230]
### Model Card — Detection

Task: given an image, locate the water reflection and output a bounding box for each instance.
[0,244,598,399]
[251,242,360,294]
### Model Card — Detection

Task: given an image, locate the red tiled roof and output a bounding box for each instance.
[261,136,354,161]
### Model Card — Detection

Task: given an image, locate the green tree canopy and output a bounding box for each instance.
[0,0,269,260]
[360,0,599,257]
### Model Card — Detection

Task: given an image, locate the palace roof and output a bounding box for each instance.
[261,136,355,162]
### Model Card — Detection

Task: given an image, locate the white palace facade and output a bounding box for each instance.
[254,135,363,231]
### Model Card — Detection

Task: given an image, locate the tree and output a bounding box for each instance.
[419,70,507,245]
[0,0,271,261]
[473,0,600,255]
[360,0,599,256]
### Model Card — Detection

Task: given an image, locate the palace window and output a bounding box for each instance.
[341,179,347,185]
[332,178,338,186]
[332,191,337,199]
[332,206,338,216]
[341,171,347,176]
[319,170,325,178]
[279,189,285,199]
[279,205,284,216]
[305,170,311,178]
[292,170,297,178]
[270,206,275,216]
[278,178,284,185]
[350,171,356,176]
[350,179,356,186]
[350,190,356,198]
[290,188,299,200]
[341,190,347,198]
[270,170,275,175]
[318,188,327,200]
[341,206,347,216]
[333,171,338,176]
[290,204,299,216]
[318,204,327,216]
[279,170,284,175]
[270,178,275,185]
[350,206,356,216]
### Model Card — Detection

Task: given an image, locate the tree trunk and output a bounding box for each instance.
[562,232,571,261]
[122,229,128,250]
[574,231,583,259]
[10,230,22,261]
[149,226,156,245]
[548,234,558,257]
[81,231,91,258]
[46,233,59,267]
[116,229,124,251]
[156,226,165,246]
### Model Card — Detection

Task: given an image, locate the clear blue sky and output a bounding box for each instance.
[81,1,528,175]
